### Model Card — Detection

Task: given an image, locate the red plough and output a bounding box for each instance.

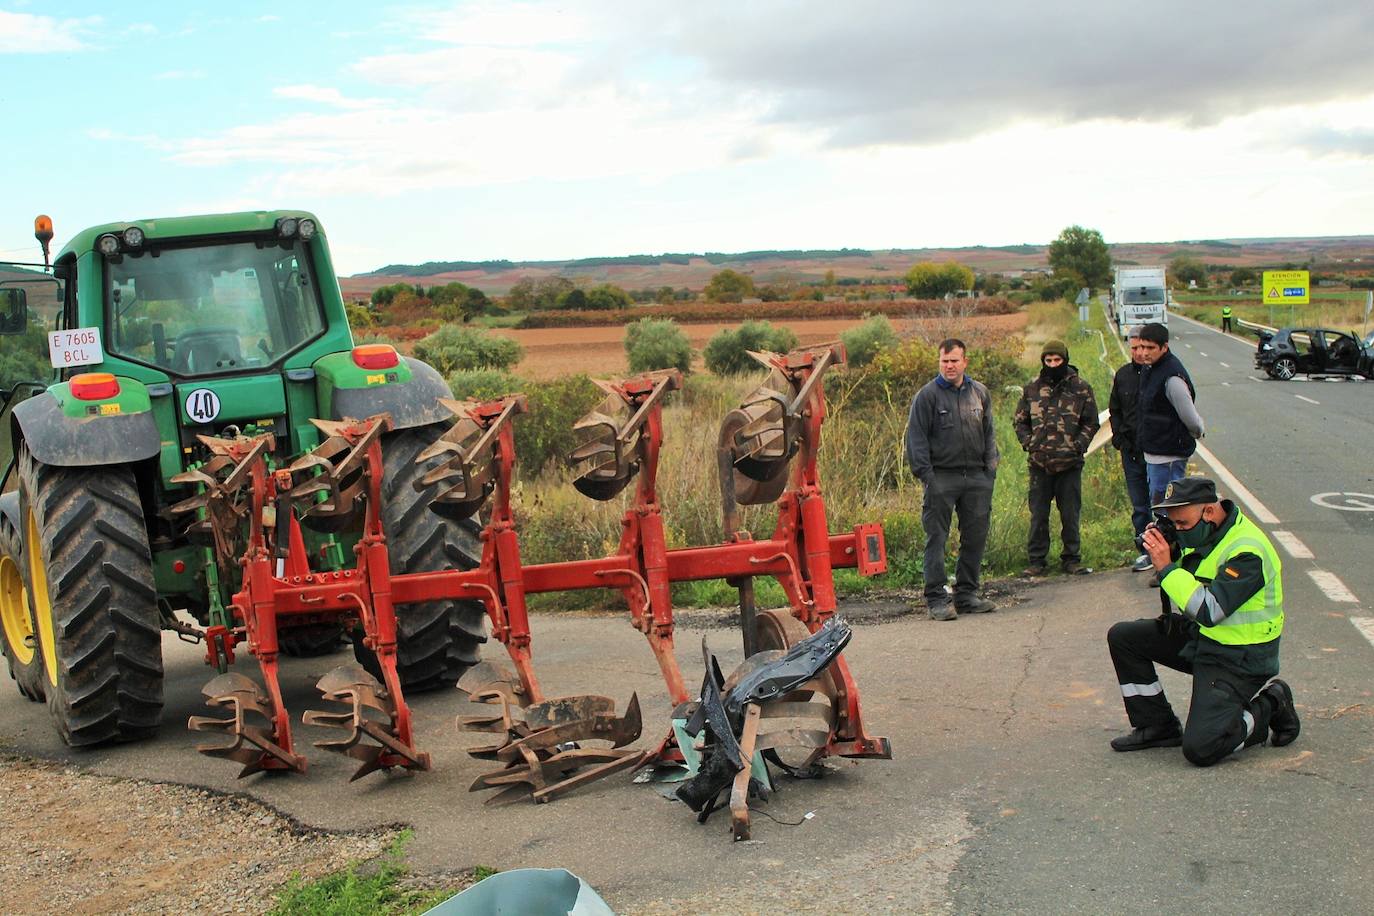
[183,344,889,797]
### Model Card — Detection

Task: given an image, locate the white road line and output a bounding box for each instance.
[1192,442,1281,524]
[1351,617,1374,650]
[1201,351,1209,357]
[1248,376,1264,382]
[1222,381,1231,387]
[1295,394,1320,405]
[1184,342,1193,348]
[1219,361,1230,368]
[1171,311,1255,343]
[1308,569,1359,603]
[1271,530,1314,559]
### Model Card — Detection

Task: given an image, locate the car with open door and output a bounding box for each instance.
[1254,326,1374,380]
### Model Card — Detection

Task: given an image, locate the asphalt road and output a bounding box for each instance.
[0,310,1370,912]
[0,570,1370,913]
[1164,311,1374,612]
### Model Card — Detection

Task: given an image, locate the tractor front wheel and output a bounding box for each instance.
[19,445,164,746]
[352,425,487,692]
[0,506,44,702]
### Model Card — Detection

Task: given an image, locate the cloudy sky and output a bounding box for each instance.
[3,1,1372,274]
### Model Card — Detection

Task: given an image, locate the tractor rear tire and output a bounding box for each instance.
[18,445,164,746]
[0,505,44,702]
[352,425,486,692]
[279,623,347,657]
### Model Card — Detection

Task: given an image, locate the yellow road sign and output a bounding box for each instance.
[1263,270,1309,305]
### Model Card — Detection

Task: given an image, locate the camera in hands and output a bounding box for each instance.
[1134,515,1180,557]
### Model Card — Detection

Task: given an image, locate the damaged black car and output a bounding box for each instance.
[1255,327,1374,380]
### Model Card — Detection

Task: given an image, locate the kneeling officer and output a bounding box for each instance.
[1106,477,1299,765]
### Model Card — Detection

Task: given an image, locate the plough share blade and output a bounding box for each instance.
[303,664,432,781]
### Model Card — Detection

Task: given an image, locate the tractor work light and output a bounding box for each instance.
[70,372,120,401]
[297,218,317,240]
[122,226,145,248]
[276,217,299,239]
[352,344,400,370]
[96,233,120,257]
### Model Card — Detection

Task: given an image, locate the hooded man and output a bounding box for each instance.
[1014,339,1100,576]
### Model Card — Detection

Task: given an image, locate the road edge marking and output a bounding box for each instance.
[1350,616,1374,650]
[1308,569,1359,603]
[1193,442,1281,524]
[1271,530,1314,559]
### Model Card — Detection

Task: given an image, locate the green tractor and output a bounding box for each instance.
[0,212,484,747]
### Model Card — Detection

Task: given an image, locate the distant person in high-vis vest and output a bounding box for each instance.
[1106,477,1300,765]
[1221,304,1233,333]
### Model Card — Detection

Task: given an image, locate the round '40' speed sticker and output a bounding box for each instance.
[184,388,221,424]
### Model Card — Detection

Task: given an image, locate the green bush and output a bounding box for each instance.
[514,375,604,478]
[413,326,523,374]
[345,302,376,330]
[703,321,798,376]
[840,314,899,367]
[447,368,524,402]
[625,318,693,373]
[837,332,1026,409]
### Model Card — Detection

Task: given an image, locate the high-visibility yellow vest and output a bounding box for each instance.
[1222,305,1233,318]
[1162,511,1283,645]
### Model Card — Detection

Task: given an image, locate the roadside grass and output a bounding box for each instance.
[513,297,1139,611]
[268,832,487,916]
[1172,289,1373,337]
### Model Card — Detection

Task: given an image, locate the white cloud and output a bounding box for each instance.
[272,84,384,110]
[111,0,1374,271]
[412,2,598,48]
[0,10,97,52]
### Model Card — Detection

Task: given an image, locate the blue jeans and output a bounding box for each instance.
[1145,459,1189,510]
[1121,450,1151,536]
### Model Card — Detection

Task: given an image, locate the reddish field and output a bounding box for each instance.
[490,312,1029,380]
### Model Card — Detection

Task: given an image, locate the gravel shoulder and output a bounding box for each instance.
[0,755,397,915]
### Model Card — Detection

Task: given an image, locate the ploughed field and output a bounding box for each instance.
[488,312,1029,379]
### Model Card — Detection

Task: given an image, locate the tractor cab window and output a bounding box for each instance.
[106,240,325,377]
[0,275,61,395]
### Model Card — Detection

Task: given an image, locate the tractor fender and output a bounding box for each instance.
[11,389,160,468]
[327,356,454,430]
[0,491,18,533]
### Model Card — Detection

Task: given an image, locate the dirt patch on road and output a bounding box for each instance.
[492,312,1028,380]
[0,756,396,915]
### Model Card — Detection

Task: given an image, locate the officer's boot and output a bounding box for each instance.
[1262,678,1300,747]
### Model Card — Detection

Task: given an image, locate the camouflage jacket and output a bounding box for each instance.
[1013,367,1100,473]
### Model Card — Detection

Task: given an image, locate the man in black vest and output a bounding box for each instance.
[1135,323,1204,513]
[1109,328,1152,572]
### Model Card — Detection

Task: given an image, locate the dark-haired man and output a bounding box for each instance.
[1106,476,1299,765]
[1135,323,1204,512]
[905,338,999,620]
[1109,328,1153,572]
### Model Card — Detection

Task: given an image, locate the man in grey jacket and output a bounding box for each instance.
[904,338,1000,620]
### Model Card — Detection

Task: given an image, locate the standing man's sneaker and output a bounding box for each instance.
[1062,561,1091,575]
[1264,678,1301,746]
[1131,553,1153,572]
[1021,564,1047,578]
[1110,719,1183,751]
[928,602,958,621]
[955,595,997,614]
[1148,572,1161,588]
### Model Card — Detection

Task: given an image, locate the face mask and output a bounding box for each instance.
[1175,518,1215,549]
[1041,361,1068,382]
